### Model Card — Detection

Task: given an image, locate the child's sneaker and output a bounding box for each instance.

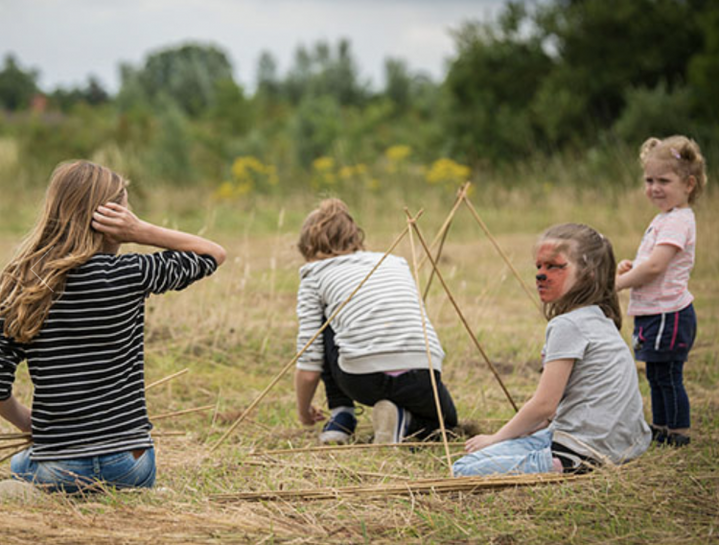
[665,432,691,447]
[650,424,667,444]
[319,411,357,444]
[372,400,410,444]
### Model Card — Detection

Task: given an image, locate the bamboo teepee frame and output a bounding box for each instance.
[210,184,541,477]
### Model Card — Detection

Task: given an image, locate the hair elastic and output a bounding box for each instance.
[670,147,682,160]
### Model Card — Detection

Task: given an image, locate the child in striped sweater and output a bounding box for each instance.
[0,160,225,492]
[294,199,457,444]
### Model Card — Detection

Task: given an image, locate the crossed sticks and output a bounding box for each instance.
[210,183,541,477]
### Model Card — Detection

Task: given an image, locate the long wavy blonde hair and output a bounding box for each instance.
[0,161,128,343]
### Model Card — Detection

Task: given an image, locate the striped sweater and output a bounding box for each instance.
[0,251,217,461]
[296,251,445,374]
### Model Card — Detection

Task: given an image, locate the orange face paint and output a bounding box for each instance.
[534,242,577,303]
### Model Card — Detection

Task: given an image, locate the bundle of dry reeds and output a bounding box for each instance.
[211,472,587,502]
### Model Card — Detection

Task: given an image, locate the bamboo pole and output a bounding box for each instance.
[406,210,453,477]
[150,405,215,421]
[407,214,519,412]
[0,443,30,464]
[248,441,465,457]
[462,195,543,315]
[242,459,411,480]
[211,472,585,502]
[150,430,188,437]
[209,214,420,452]
[0,439,31,451]
[421,182,470,301]
[0,432,30,440]
[145,368,189,391]
[417,182,470,273]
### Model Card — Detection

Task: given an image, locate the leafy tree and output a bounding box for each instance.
[612,82,695,143]
[0,54,39,110]
[533,0,707,142]
[282,39,367,106]
[686,1,718,121]
[256,50,281,99]
[291,95,343,167]
[383,58,412,111]
[119,43,236,117]
[208,78,250,135]
[50,75,109,112]
[444,4,552,163]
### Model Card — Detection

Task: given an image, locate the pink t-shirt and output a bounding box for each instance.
[628,208,695,316]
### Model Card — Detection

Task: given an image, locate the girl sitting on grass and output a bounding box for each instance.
[453,223,651,476]
[294,198,457,445]
[0,160,225,492]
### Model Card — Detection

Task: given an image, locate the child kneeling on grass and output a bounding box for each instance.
[294,198,457,445]
[0,160,226,492]
[453,223,651,477]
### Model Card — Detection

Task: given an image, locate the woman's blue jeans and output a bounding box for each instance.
[453,429,555,477]
[10,447,156,493]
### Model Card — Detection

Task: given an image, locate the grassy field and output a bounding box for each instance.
[0,184,717,544]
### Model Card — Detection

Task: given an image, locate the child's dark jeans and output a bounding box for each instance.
[320,325,457,439]
[633,304,695,430]
[645,360,690,429]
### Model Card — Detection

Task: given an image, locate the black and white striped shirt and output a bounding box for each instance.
[296,252,445,374]
[0,251,217,461]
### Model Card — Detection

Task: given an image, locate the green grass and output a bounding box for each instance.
[0,183,717,544]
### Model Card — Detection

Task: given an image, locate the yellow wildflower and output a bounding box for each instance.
[385,145,412,162]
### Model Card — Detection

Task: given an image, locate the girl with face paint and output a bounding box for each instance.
[453,224,651,477]
[534,241,577,304]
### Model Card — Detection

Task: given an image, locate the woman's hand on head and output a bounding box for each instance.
[464,433,498,453]
[92,202,146,244]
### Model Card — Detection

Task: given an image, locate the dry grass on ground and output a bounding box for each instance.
[0,188,717,544]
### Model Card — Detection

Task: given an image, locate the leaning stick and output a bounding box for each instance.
[145,368,189,391]
[150,430,188,437]
[243,459,411,480]
[249,441,465,456]
[209,215,420,452]
[462,195,543,314]
[407,210,453,477]
[421,182,470,301]
[0,443,31,464]
[0,432,31,440]
[408,214,519,412]
[211,472,585,502]
[150,405,216,421]
[418,182,470,272]
[0,439,31,451]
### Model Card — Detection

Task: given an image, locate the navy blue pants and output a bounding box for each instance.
[633,304,695,430]
[645,361,690,429]
[320,325,457,439]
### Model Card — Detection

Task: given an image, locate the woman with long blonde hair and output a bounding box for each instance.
[0,160,225,492]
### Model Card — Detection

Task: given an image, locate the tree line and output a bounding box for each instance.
[0,0,716,188]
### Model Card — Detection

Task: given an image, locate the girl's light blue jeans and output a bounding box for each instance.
[10,447,156,493]
[453,428,555,477]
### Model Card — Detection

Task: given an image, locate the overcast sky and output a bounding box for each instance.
[0,0,505,93]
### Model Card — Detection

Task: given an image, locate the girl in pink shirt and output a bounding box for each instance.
[616,135,707,447]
